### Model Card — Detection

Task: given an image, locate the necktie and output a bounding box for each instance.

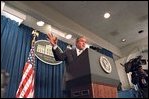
[78,50,82,56]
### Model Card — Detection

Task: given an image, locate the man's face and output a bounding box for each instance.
[76,37,87,50]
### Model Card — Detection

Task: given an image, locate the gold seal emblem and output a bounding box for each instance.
[99,56,112,73]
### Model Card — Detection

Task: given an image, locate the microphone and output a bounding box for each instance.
[89,46,101,52]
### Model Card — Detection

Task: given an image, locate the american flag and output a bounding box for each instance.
[16,45,35,98]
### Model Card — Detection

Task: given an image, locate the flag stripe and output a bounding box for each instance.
[23,62,32,73]
[17,63,32,89]
[16,45,35,98]
[16,64,33,97]
[27,86,34,98]
[24,74,34,98]
[27,87,34,98]
[19,69,34,97]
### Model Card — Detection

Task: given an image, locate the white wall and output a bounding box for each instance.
[115,57,131,90]
[120,37,148,57]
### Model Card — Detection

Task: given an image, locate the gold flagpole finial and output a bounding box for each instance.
[32,30,39,46]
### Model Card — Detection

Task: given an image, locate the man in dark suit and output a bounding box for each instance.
[47,32,87,66]
[47,32,87,97]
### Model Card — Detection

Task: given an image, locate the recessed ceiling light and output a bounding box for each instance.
[104,12,110,19]
[121,38,126,42]
[138,30,144,34]
[37,21,45,26]
[65,34,72,39]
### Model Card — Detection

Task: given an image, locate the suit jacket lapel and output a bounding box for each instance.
[72,48,77,60]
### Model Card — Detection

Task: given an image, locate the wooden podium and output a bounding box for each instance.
[65,48,120,98]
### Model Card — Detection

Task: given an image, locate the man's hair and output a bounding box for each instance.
[76,36,85,42]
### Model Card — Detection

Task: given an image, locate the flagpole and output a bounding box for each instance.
[16,30,39,98]
[31,30,39,68]
[31,30,39,98]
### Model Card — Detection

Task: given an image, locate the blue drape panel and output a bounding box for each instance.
[1,15,114,98]
[1,15,67,98]
[101,48,113,58]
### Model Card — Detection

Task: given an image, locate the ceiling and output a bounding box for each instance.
[4,1,148,57]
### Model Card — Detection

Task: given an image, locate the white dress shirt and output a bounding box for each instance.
[76,48,84,56]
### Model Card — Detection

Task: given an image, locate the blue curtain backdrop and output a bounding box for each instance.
[101,48,113,58]
[1,15,113,98]
[1,15,68,98]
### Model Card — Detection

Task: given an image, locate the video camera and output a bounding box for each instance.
[124,55,146,73]
[123,56,148,98]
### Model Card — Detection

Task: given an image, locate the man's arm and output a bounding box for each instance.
[52,46,67,61]
[46,32,67,61]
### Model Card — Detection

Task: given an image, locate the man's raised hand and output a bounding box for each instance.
[47,32,58,47]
